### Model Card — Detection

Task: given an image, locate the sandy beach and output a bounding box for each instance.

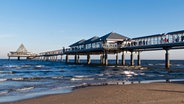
[4,82,184,104]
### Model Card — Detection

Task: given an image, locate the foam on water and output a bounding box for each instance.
[16,87,34,92]
[12,78,24,81]
[0,91,8,95]
[0,79,7,82]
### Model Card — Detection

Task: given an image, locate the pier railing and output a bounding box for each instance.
[122,31,184,50]
[39,49,63,56]
[8,52,37,57]
[39,44,122,56]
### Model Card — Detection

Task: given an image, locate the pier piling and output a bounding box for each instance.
[130,51,134,66]
[101,54,105,65]
[137,51,141,66]
[87,54,91,64]
[77,55,80,64]
[100,55,102,64]
[60,55,62,62]
[105,53,108,66]
[75,54,77,64]
[165,49,170,69]
[121,51,125,65]
[116,53,119,65]
[66,55,69,63]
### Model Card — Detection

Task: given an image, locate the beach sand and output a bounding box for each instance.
[4,82,184,104]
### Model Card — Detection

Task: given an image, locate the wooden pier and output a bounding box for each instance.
[8,30,184,69]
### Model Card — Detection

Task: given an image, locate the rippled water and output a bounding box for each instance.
[0,59,184,102]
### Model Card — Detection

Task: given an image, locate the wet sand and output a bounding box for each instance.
[4,82,184,104]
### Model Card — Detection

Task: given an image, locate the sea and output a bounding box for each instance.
[0,59,184,102]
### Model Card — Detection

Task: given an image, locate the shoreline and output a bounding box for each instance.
[3,81,184,104]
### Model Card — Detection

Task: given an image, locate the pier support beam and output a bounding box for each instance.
[77,55,80,64]
[55,56,58,61]
[87,54,91,64]
[122,51,125,65]
[66,55,69,63]
[18,57,20,60]
[100,54,104,64]
[130,51,134,66]
[137,51,141,66]
[26,57,31,60]
[60,55,62,62]
[105,52,108,66]
[116,53,119,65]
[74,54,77,64]
[165,49,170,69]
[100,55,102,64]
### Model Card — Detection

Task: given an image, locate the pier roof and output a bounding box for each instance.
[167,30,184,35]
[132,34,162,40]
[69,39,86,47]
[16,44,28,53]
[132,30,184,40]
[84,36,99,44]
[69,32,129,47]
[99,32,129,41]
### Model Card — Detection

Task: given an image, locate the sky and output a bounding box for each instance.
[0,0,184,59]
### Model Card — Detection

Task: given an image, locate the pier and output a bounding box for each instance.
[8,44,37,60]
[8,30,184,69]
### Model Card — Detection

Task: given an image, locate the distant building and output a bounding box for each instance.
[8,44,37,60]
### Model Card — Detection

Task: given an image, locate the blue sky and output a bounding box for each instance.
[0,0,184,59]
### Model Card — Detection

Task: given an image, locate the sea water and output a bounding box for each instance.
[0,59,184,102]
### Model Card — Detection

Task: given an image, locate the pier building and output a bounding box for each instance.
[8,44,37,60]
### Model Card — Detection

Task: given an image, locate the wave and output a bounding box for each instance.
[170,79,184,82]
[95,74,104,76]
[11,77,45,81]
[12,78,24,81]
[71,77,94,81]
[4,65,18,68]
[148,64,154,66]
[12,69,66,74]
[0,71,13,74]
[24,77,42,80]
[0,79,7,82]
[74,75,88,78]
[155,63,165,65]
[120,71,138,76]
[20,65,31,68]
[71,78,83,81]
[34,65,45,69]
[175,64,183,66]
[52,76,64,79]
[16,87,34,91]
[0,91,8,95]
